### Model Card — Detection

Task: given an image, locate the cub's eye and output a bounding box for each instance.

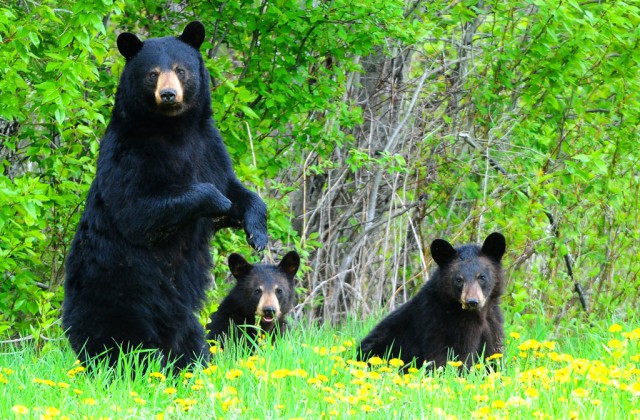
[478,274,487,283]
[253,288,262,297]
[455,277,464,287]
[275,288,284,298]
[175,68,186,77]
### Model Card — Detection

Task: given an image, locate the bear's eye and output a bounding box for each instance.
[454,277,464,287]
[275,288,284,298]
[175,68,186,77]
[478,274,487,283]
[148,71,159,80]
[253,288,262,297]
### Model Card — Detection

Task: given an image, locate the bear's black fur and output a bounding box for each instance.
[206,251,300,347]
[62,21,268,371]
[357,232,506,371]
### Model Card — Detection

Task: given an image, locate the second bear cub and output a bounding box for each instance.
[207,251,300,347]
[357,232,506,370]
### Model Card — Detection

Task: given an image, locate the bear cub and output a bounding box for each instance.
[206,251,300,347]
[358,232,506,371]
[62,21,267,371]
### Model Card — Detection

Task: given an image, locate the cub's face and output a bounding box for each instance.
[229,251,300,331]
[116,21,206,117]
[431,232,506,311]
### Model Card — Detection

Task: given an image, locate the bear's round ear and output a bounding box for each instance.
[228,253,253,280]
[117,32,144,60]
[430,239,457,267]
[279,251,300,278]
[481,232,506,262]
[179,21,205,50]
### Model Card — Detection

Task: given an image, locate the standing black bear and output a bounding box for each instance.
[62,21,268,371]
[206,251,300,347]
[357,232,506,370]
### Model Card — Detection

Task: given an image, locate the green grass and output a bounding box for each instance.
[1,315,639,419]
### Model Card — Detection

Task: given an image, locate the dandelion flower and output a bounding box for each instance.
[509,331,521,339]
[447,360,463,368]
[164,387,178,395]
[609,324,623,333]
[149,372,166,382]
[225,369,243,380]
[389,358,405,368]
[11,405,29,415]
[45,407,61,416]
[83,398,97,406]
[367,356,384,366]
[571,388,589,398]
[524,387,539,398]
[492,400,506,409]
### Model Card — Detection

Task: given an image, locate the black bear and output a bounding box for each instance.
[206,251,300,348]
[357,232,506,371]
[62,21,268,371]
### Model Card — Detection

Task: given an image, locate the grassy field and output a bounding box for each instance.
[1,315,639,419]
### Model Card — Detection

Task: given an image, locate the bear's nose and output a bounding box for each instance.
[465,298,479,309]
[262,307,276,318]
[160,89,177,103]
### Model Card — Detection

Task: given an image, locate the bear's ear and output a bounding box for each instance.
[228,253,253,280]
[279,251,300,278]
[117,32,144,60]
[430,238,458,267]
[179,21,205,50]
[481,232,506,262]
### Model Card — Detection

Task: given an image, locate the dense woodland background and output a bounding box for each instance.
[1,0,638,341]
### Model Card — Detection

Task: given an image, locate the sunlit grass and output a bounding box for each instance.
[1,317,639,418]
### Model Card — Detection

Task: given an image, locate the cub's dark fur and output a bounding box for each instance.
[206,251,300,347]
[358,232,506,370]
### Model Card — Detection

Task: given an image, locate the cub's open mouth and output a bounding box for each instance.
[261,316,274,323]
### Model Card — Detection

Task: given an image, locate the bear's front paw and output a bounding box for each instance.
[246,228,268,251]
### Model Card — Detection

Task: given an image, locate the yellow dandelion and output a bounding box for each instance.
[346,360,368,369]
[324,396,337,405]
[407,367,420,374]
[56,382,70,389]
[225,369,243,380]
[518,339,542,352]
[83,398,97,406]
[271,369,291,379]
[156,413,165,420]
[628,382,640,395]
[148,371,166,382]
[367,356,384,366]
[209,345,220,354]
[609,324,623,332]
[134,397,147,405]
[73,389,83,395]
[329,409,339,416]
[164,387,178,395]
[290,368,308,378]
[607,339,624,349]
[11,405,29,415]
[447,360,463,368]
[591,399,602,406]
[486,353,503,361]
[361,404,375,413]
[524,387,540,398]
[45,407,61,416]
[571,388,589,398]
[473,395,489,403]
[203,365,218,375]
[471,406,491,418]
[622,328,640,340]
[492,400,506,409]
[388,358,404,368]
[509,331,521,339]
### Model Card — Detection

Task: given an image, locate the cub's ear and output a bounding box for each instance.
[228,253,253,280]
[481,232,506,262]
[117,32,144,60]
[430,238,457,267]
[179,21,205,50]
[279,251,300,278]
